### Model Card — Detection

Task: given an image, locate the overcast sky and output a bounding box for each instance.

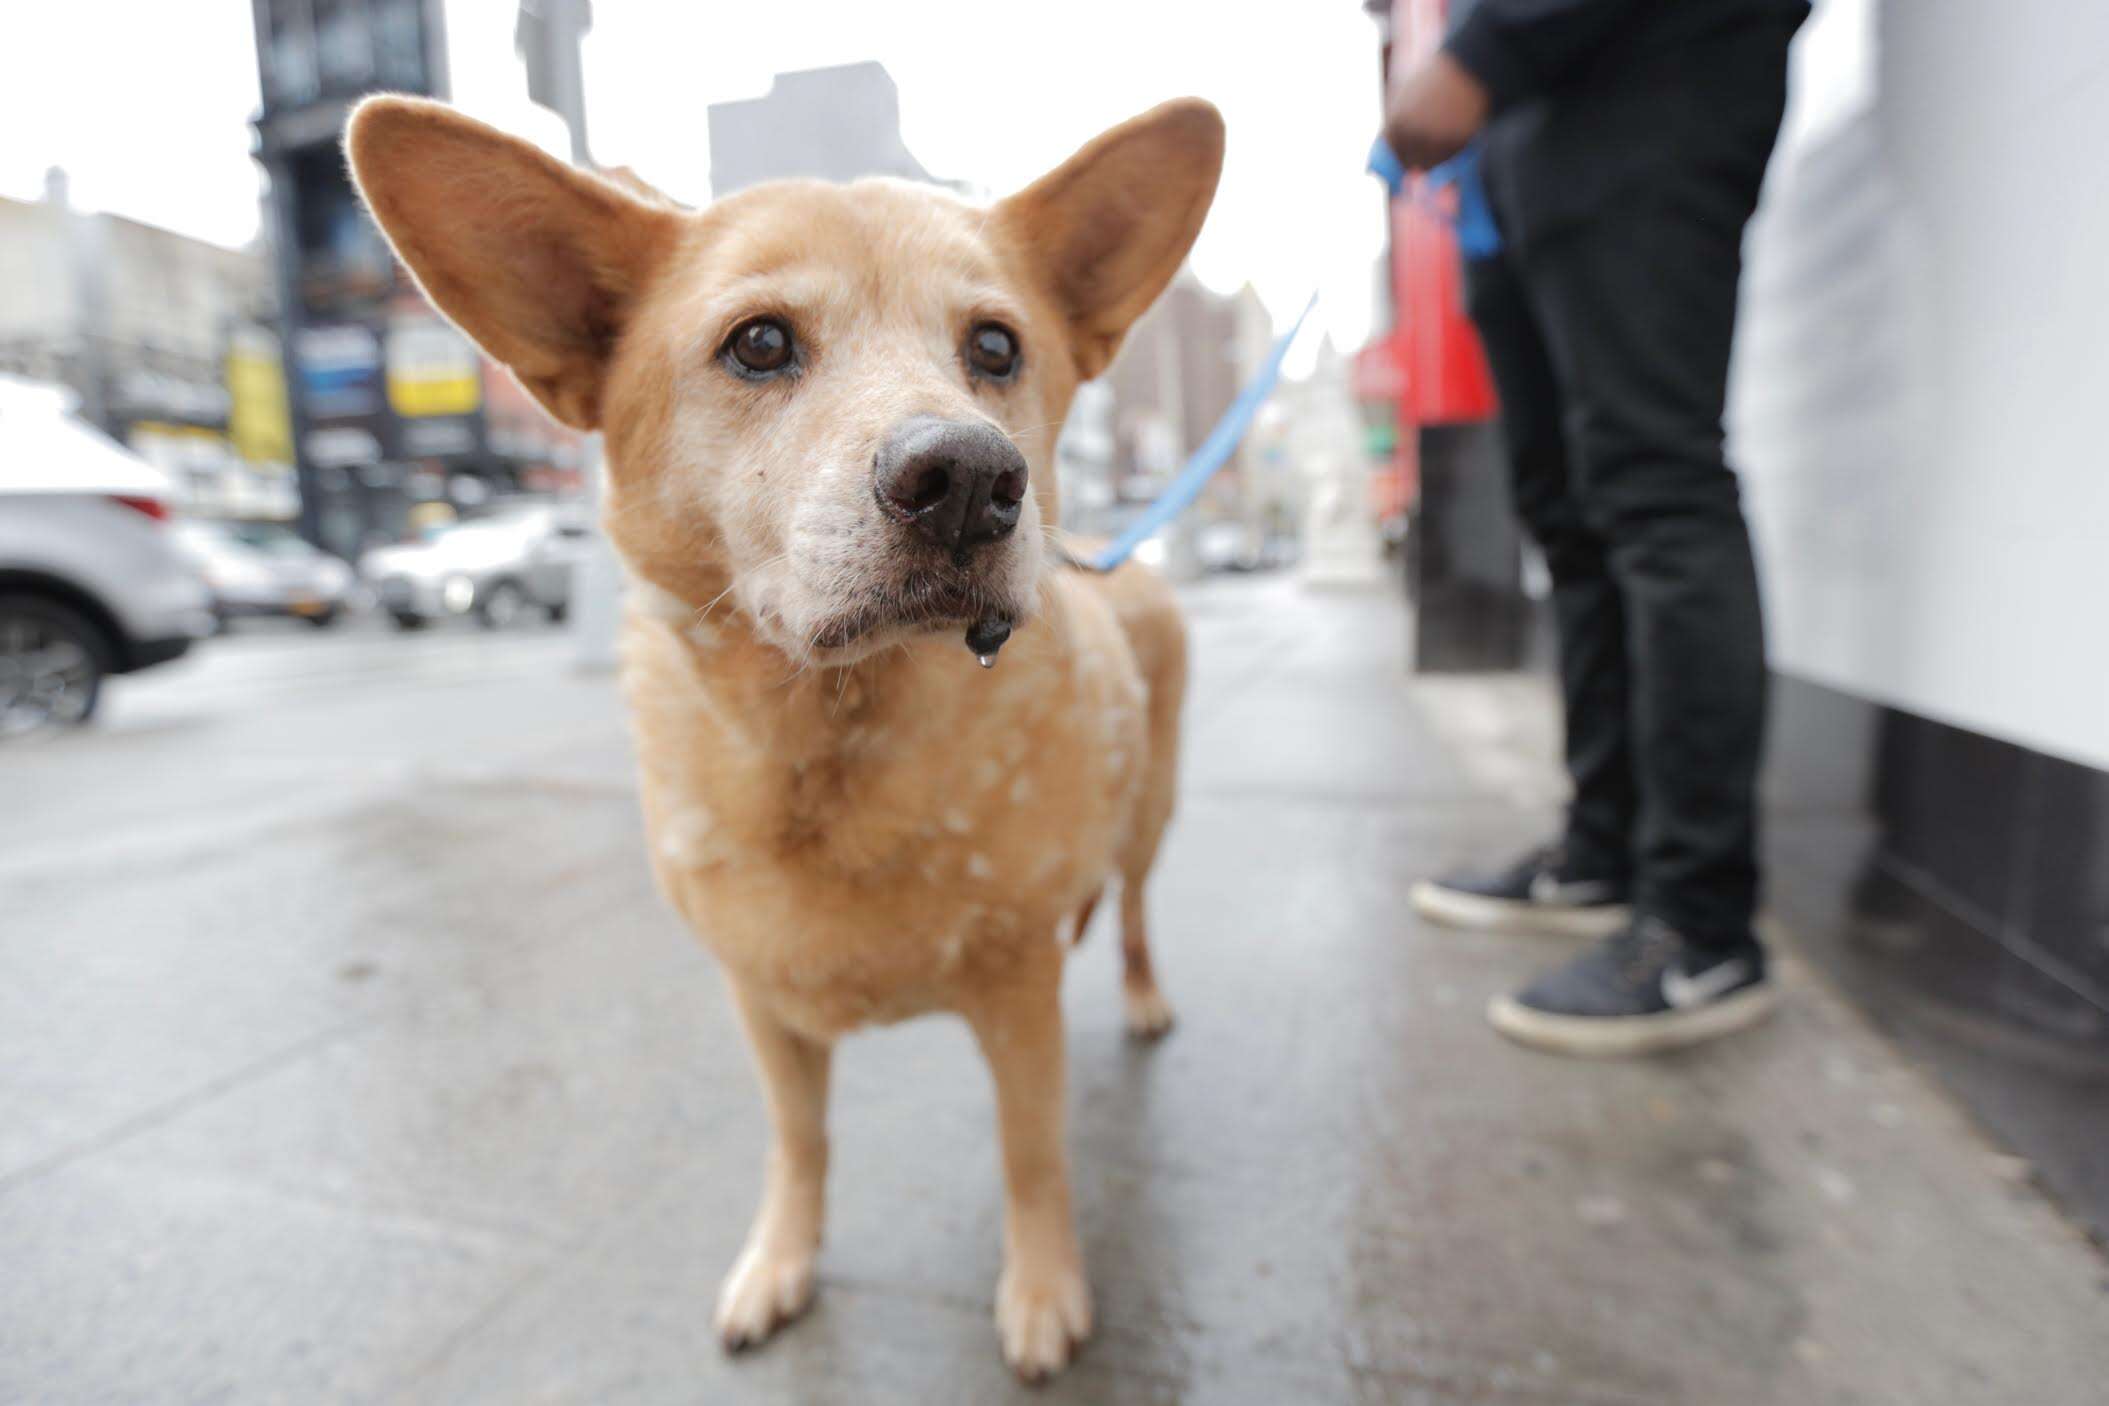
[0,1,1390,374]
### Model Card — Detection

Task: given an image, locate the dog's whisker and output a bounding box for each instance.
[694,551,793,630]
[998,420,1066,449]
[690,583,740,628]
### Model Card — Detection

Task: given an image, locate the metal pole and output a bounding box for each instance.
[518,0,621,671]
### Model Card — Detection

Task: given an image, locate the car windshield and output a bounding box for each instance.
[226,524,309,555]
[180,522,310,556]
[416,507,550,546]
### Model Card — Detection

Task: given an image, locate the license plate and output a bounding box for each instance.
[289,597,322,616]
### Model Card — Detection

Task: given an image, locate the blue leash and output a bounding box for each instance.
[1369,134,1502,258]
[1081,292,1319,573]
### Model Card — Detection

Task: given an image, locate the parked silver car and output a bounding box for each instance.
[0,377,215,736]
[360,500,587,631]
[174,519,356,630]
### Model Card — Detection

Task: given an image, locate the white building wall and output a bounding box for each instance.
[0,198,75,346]
[1730,0,2109,771]
[100,217,270,363]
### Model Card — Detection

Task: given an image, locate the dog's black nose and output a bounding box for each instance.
[874,416,1028,554]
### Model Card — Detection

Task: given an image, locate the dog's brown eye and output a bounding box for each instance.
[966,323,1020,381]
[726,318,794,376]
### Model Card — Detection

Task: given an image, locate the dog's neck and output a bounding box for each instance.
[624,571,944,759]
[622,569,1030,862]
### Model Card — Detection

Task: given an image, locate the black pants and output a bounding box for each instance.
[1463,193,1768,948]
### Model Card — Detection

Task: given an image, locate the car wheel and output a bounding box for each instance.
[391,611,428,632]
[0,594,111,739]
[477,580,527,631]
[545,601,570,624]
[303,608,340,629]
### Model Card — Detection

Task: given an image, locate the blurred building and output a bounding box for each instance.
[1255,333,1380,586]
[249,0,584,560]
[706,63,955,199]
[1098,274,1282,547]
[1052,380,1117,528]
[0,172,292,518]
[1109,276,1259,491]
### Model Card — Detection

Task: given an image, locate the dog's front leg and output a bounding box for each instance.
[964,965,1092,1381]
[716,979,832,1352]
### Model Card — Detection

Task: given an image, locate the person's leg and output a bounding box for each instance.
[1462,250,1635,885]
[1412,249,1637,939]
[1483,199,1780,1055]
[1523,198,1766,949]
[1479,23,1795,1055]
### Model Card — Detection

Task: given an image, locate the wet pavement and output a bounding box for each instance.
[4,581,2106,1404]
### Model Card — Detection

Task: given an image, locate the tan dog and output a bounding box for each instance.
[346,94,1222,1379]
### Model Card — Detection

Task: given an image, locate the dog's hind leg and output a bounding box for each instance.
[1115,594,1185,1040]
[1068,886,1102,947]
[964,962,1092,1381]
[1118,871,1176,1039]
[1116,702,1182,1040]
[715,980,833,1353]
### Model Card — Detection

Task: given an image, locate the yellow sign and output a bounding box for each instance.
[226,325,293,465]
[386,316,483,418]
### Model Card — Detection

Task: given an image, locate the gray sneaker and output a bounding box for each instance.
[1487,918,1778,1057]
[1411,843,1631,939]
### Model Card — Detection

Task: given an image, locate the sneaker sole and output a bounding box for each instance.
[1485,982,1780,1058]
[1409,881,1630,940]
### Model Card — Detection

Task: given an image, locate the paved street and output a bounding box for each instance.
[4,580,2106,1405]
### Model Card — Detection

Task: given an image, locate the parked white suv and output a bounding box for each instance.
[0,378,215,736]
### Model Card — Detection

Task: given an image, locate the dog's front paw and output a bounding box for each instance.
[996,1256,1093,1382]
[715,1242,817,1352]
[1123,983,1176,1041]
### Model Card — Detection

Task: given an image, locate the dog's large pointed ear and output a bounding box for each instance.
[996,99,1225,380]
[344,96,681,429]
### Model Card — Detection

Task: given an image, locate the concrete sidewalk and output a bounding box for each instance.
[4,577,2105,1404]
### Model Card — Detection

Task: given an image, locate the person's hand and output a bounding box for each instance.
[1383,53,1490,170]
